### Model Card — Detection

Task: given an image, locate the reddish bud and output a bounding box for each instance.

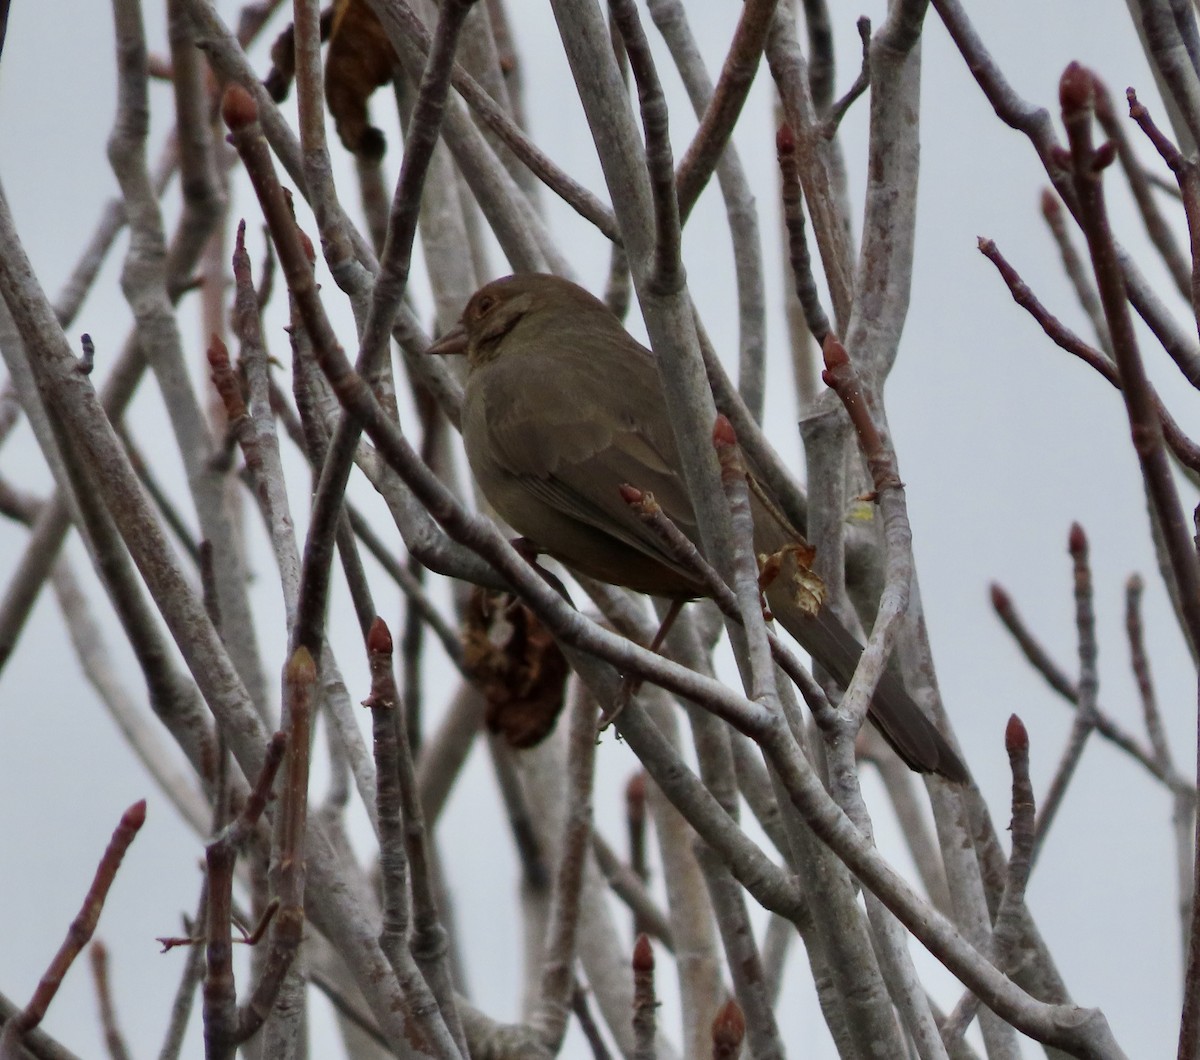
[206,333,230,371]
[632,933,654,972]
[626,771,646,820]
[1005,713,1029,754]
[221,83,258,130]
[711,998,746,1052]
[267,730,287,759]
[207,335,245,420]
[367,616,393,655]
[1092,140,1117,171]
[989,583,1011,612]
[822,333,849,370]
[712,413,737,448]
[1068,521,1088,556]
[1040,187,1060,219]
[1127,572,1144,593]
[124,799,148,828]
[619,483,644,504]
[776,122,796,155]
[1059,61,1094,115]
[299,228,316,265]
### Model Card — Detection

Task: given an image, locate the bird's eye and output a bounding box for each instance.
[473,293,498,318]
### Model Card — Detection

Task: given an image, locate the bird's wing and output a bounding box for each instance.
[478,344,703,575]
[524,430,700,561]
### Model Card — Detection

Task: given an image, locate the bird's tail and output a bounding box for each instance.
[770,595,968,782]
[749,482,967,782]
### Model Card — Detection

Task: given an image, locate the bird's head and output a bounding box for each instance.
[426,273,611,368]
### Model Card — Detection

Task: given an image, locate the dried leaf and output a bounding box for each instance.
[261,0,396,159]
[263,7,335,103]
[324,0,397,158]
[746,470,826,618]
[462,588,569,749]
[758,541,825,618]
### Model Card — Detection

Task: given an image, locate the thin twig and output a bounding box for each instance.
[364,618,468,1054]
[933,0,1200,388]
[111,0,268,717]
[1093,79,1191,299]
[608,0,683,291]
[202,732,287,1059]
[1126,86,1200,374]
[1039,190,1114,357]
[696,845,784,1060]
[1126,574,1194,957]
[777,123,831,344]
[571,985,614,1060]
[942,716,1037,1044]
[88,943,133,1060]
[530,677,598,1052]
[1060,58,1200,707]
[671,0,779,221]
[619,483,832,723]
[648,0,768,418]
[821,18,871,137]
[990,581,1189,791]
[0,803,146,1057]
[290,0,477,661]
[155,887,208,1060]
[630,935,657,1060]
[365,619,413,979]
[979,236,1200,471]
[0,994,82,1060]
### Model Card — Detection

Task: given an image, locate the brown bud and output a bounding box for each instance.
[632,933,654,972]
[1059,61,1094,114]
[625,771,646,821]
[1068,521,1088,556]
[367,616,393,655]
[989,583,1011,612]
[711,997,746,1055]
[822,333,849,370]
[221,83,258,130]
[1005,713,1029,754]
[124,799,148,828]
[299,228,316,265]
[206,333,231,372]
[1092,140,1117,171]
[712,413,737,448]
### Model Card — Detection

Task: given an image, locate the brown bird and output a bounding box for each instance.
[429,273,967,782]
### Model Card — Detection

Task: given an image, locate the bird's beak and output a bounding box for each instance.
[426,322,468,356]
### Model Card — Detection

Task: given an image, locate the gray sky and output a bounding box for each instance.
[0,1,1190,1056]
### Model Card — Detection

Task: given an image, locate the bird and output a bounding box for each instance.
[427,272,967,782]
